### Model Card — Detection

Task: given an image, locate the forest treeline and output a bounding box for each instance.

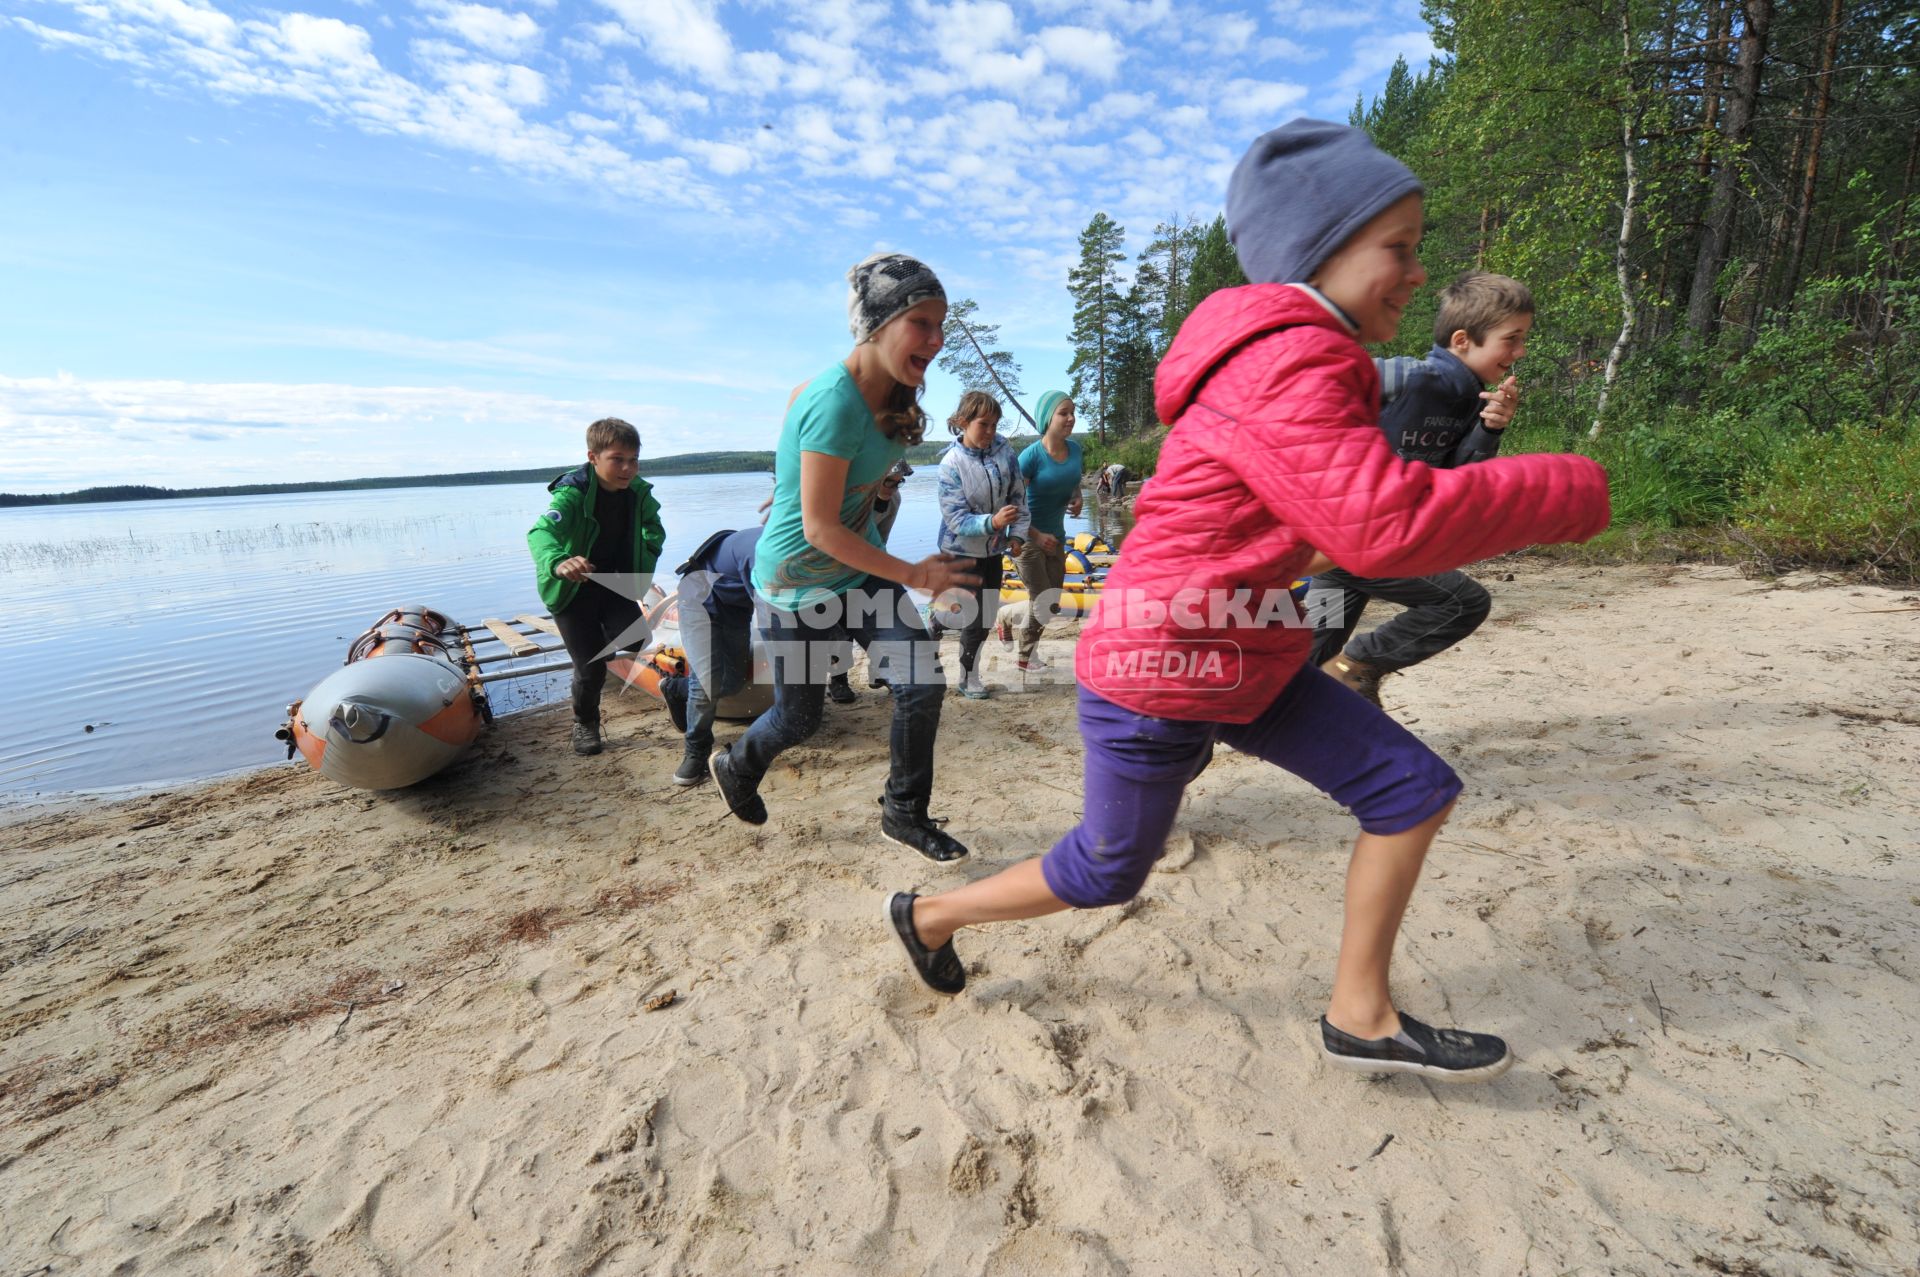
[949,0,1918,577]
[0,440,1029,507]
[0,451,785,507]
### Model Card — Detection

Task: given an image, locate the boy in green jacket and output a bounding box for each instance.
[527,418,666,755]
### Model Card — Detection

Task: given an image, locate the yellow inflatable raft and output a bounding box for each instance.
[1000,539,1110,613]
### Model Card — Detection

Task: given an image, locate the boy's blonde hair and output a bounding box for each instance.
[946,390,1002,437]
[1434,272,1534,345]
[586,417,640,453]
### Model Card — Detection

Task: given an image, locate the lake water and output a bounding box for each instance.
[0,471,1127,799]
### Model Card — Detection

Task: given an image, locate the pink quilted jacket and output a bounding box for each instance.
[1075,284,1611,722]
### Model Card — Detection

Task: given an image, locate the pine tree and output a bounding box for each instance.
[1067,212,1128,443]
[1109,278,1159,436]
[1138,215,1202,353]
[937,297,1025,414]
[1186,215,1246,309]
[1349,55,1443,159]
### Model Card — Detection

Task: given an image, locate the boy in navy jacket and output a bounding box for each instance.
[1308,272,1532,704]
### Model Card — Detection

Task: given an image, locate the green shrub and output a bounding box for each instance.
[1081,431,1164,479]
[1505,385,1789,529]
[1735,422,1920,579]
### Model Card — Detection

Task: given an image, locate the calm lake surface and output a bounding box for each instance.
[0,471,1126,799]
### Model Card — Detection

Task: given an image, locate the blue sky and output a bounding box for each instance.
[0,0,1434,492]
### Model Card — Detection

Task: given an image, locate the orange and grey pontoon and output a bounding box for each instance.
[277,605,496,790]
[278,588,769,791]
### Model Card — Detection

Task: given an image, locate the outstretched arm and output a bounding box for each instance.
[798,450,977,594]
[1227,333,1607,577]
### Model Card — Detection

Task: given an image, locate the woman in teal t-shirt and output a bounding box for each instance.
[709,253,978,864]
[1013,391,1084,670]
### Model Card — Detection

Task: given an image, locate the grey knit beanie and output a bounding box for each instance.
[846,253,945,342]
[1225,119,1423,286]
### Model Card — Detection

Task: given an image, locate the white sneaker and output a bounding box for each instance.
[959,668,990,700]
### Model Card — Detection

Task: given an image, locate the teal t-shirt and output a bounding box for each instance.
[1017,439,1084,538]
[753,363,906,610]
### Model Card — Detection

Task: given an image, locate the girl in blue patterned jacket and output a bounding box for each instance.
[934,390,1029,699]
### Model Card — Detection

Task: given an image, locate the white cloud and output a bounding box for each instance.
[1164,103,1210,131]
[267,13,379,69]
[412,41,548,108]
[1217,77,1308,121]
[595,0,733,80]
[965,46,1047,93]
[562,19,638,60]
[124,0,241,47]
[5,15,154,66]
[925,0,1020,65]
[581,72,677,143]
[1269,0,1375,30]
[790,105,852,154]
[1329,29,1436,93]
[1257,34,1313,61]
[640,81,710,113]
[1192,13,1258,56]
[1065,0,1173,33]
[423,3,542,58]
[854,145,897,179]
[1037,25,1122,79]
[733,49,785,94]
[792,0,890,47]
[686,138,755,174]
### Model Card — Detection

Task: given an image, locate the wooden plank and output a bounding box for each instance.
[482,618,540,657]
[515,613,561,637]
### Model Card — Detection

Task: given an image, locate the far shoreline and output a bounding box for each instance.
[0,435,1050,508]
[0,453,778,508]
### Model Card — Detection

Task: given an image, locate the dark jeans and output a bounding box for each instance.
[730,576,945,814]
[553,586,647,725]
[951,554,1005,674]
[676,603,753,754]
[1306,568,1492,673]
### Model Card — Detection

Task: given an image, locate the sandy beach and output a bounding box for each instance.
[2,558,1917,1276]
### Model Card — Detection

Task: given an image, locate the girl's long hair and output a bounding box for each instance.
[877,381,928,446]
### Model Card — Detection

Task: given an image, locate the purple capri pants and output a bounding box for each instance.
[1040,668,1464,909]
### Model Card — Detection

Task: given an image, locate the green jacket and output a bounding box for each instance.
[527,466,665,612]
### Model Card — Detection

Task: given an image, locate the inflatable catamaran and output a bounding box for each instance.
[278,588,764,790]
[999,532,1114,615]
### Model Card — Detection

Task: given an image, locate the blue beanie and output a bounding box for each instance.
[1225,119,1423,286]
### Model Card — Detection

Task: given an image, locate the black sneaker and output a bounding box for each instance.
[884,892,966,995]
[661,676,690,734]
[828,674,857,705]
[880,802,969,863]
[1320,1012,1514,1082]
[672,745,708,787]
[571,722,602,756]
[709,746,767,825]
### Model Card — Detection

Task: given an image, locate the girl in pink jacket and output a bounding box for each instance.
[885,120,1611,1082]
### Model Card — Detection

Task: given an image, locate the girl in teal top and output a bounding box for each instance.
[1011,391,1084,669]
[710,253,978,865]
